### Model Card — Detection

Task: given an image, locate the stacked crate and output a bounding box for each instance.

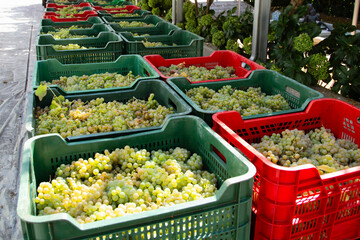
[17,1,257,240]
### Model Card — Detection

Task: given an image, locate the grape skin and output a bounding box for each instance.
[35,94,174,138]
[185,85,290,116]
[35,146,218,224]
[52,44,92,50]
[251,127,360,174]
[115,21,155,28]
[41,29,89,39]
[158,63,237,82]
[41,71,141,91]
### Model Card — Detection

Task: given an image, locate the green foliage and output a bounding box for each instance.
[198,14,213,27]
[212,31,226,49]
[225,39,241,53]
[293,33,313,52]
[242,36,252,55]
[308,53,330,81]
[176,22,185,29]
[165,8,172,22]
[140,0,171,17]
[151,7,161,16]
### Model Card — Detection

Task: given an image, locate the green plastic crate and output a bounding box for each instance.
[45,6,94,12]
[36,32,123,64]
[40,16,104,29]
[39,23,111,38]
[88,0,133,6]
[32,55,160,93]
[46,0,86,5]
[167,69,324,126]
[103,15,176,33]
[26,79,192,141]
[18,115,255,240]
[119,29,204,59]
[97,9,150,19]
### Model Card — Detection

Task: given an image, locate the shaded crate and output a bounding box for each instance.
[36,32,123,64]
[143,50,265,81]
[32,55,160,94]
[87,0,134,6]
[103,14,173,33]
[43,10,99,22]
[97,9,150,19]
[40,16,104,29]
[166,70,323,126]
[26,80,191,141]
[212,98,360,240]
[45,2,91,8]
[119,30,204,59]
[39,23,112,38]
[18,116,255,240]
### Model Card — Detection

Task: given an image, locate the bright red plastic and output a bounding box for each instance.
[143,50,265,82]
[45,2,91,8]
[212,98,360,240]
[43,11,98,22]
[93,5,140,12]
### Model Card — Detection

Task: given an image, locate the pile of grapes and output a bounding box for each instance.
[112,13,140,17]
[142,40,175,47]
[252,127,360,174]
[131,33,150,37]
[104,5,126,8]
[55,6,84,16]
[186,85,290,116]
[42,29,89,39]
[53,44,92,50]
[42,72,141,91]
[159,63,237,82]
[35,94,174,138]
[35,146,218,224]
[116,21,155,28]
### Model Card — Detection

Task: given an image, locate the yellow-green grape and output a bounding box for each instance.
[159,63,237,82]
[131,33,150,37]
[251,127,360,174]
[142,40,175,47]
[35,146,218,224]
[55,6,84,16]
[112,13,140,17]
[52,44,90,50]
[41,71,141,91]
[116,21,155,28]
[41,29,89,39]
[186,85,290,115]
[35,94,174,138]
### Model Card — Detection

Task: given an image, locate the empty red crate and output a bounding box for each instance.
[212,98,360,240]
[43,11,98,22]
[143,50,265,82]
[45,2,91,8]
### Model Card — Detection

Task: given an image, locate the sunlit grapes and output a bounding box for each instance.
[35,146,218,224]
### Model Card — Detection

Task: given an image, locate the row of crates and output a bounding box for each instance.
[18,0,360,239]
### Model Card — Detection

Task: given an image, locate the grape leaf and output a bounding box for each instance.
[318,165,337,173]
[50,99,61,110]
[35,84,48,101]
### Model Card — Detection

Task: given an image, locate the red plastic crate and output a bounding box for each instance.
[212,98,360,240]
[93,5,140,12]
[143,50,265,82]
[43,11,98,22]
[45,2,91,8]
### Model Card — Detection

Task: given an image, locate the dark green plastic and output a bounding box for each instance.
[40,17,104,29]
[32,55,160,93]
[167,69,324,126]
[103,15,178,33]
[36,32,123,64]
[18,116,255,240]
[87,0,133,6]
[39,23,111,38]
[98,9,150,19]
[119,29,204,59]
[26,80,192,141]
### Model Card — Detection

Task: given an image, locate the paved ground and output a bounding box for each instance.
[0,0,42,239]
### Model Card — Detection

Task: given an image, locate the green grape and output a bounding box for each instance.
[55,6,84,16]
[185,85,290,115]
[41,71,141,91]
[116,21,155,28]
[251,127,360,174]
[35,146,218,224]
[112,13,140,17]
[142,40,175,47]
[35,94,175,138]
[158,63,237,82]
[41,29,89,39]
[52,44,92,50]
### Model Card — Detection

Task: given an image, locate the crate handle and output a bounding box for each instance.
[286,86,301,99]
[241,62,251,71]
[211,144,227,163]
[358,117,360,124]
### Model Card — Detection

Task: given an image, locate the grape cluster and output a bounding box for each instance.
[35,146,218,224]
[252,127,360,174]
[42,71,141,91]
[116,21,155,28]
[142,40,175,47]
[42,29,89,39]
[131,33,150,37]
[158,63,237,82]
[52,44,91,50]
[103,5,126,8]
[112,13,140,17]
[55,6,84,16]
[35,93,174,138]
[186,85,290,116]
